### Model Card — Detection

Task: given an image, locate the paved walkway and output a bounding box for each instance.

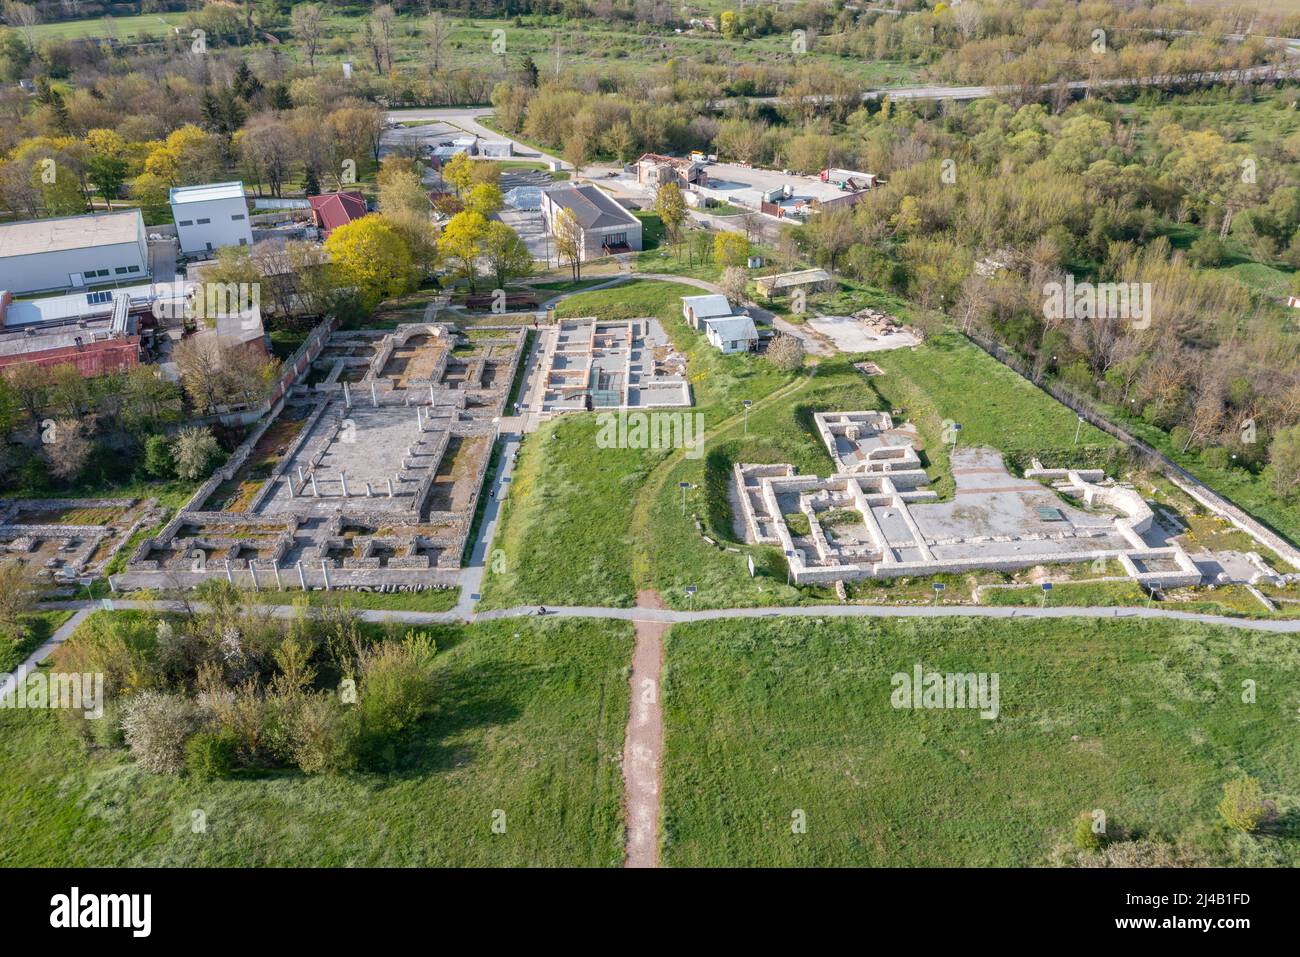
[623,591,666,868]
[0,608,90,701]
[37,596,1300,631]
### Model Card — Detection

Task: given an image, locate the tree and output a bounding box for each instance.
[0,560,41,640]
[121,692,198,774]
[482,220,533,288]
[439,210,489,292]
[129,171,170,223]
[378,169,438,279]
[601,121,636,165]
[719,265,749,303]
[86,152,127,210]
[655,182,687,250]
[290,4,324,72]
[42,417,91,482]
[766,334,805,372]
[423,11,450,73]
[143,434,174,479]
[171,427,222,481]
[4,361,50,426]
[553,207,583,281]
[442,152,475,196]
[324,215,416,311]
[714,230,750,270]
[1218,775,1266,833]
[466,181,503,218]
[1266,424,1300,499]
[2,3,38,53]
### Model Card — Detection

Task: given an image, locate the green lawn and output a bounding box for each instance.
[28,13,187,41]
[484,282,1141,611]
[0,611,73,674]
[662,615,1300,866]
[0,615,631,866]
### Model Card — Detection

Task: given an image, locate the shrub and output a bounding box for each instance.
[1073,810,1105,850]
[766,334,805,372]
[88,698,126,750]
[121,692,198,774]
[359,631,438,739]
[1201,446,1231,470]
[1187,234,1227,267]
[1218,775,1266,833]
[288,692,360,774]
[184,729,238,780]
[142,434,175,479]
[171,427,222,481]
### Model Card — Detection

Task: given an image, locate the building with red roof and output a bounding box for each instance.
[308,191,369,239]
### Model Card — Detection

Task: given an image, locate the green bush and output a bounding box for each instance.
[1202,446,1231,470]
[142,434,175,479]
[1218,775,1267,833]
[1073,810,1105,850]
[184,729,238,780]
[288,692,360,774]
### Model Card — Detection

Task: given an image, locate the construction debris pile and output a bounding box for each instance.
[853,307,921,341]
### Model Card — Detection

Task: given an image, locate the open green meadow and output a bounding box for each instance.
[0,614,631,866]
[661,615,1300,867]
[482,279,1136,611]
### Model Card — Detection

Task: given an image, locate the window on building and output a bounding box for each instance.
[231,213,246,221]
[115,267,130,275]
[178,220,193,227]
[196,218,211,225]
[86,291,112,305]
[238,238,248,246]
[127,265,140,273]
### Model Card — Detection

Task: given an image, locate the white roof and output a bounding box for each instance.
[169,181,247,205]
[0,210,142,258]
[704,315,758,340]
[682,294,732,318]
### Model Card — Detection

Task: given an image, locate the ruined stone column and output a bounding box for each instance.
[343,381,351,409]
[248,560,260,592]
[296,561,307,590]
[310,472,320,497]
[320,560,331,591]
[387,479,394,498]
[340,471,349,497]
[371,381,378,407]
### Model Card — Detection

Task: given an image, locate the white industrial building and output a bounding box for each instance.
[0,210,149,296]
[169,182,253,256]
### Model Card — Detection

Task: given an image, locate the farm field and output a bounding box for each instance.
[661,615,1300,867]
[0,614,631,866]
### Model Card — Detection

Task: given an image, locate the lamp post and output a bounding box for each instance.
[742,399,752,435]
[1074,414,1084,445]
[678,480,691,515]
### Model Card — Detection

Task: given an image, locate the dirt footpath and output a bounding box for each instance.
[623,590,667,868]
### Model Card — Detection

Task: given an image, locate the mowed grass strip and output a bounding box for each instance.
[661,616,1300,867]
[0,616,631,867]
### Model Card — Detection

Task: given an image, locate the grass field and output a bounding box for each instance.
[661,615,1300,866]
[483,279,1139,610]
[0,611,73,674]
[0,614,631,866]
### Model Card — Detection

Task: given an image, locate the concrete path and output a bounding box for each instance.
[0,608,91,702]
[38,596,1300,633]
[623,591,667,868]
[455,429,521,619]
